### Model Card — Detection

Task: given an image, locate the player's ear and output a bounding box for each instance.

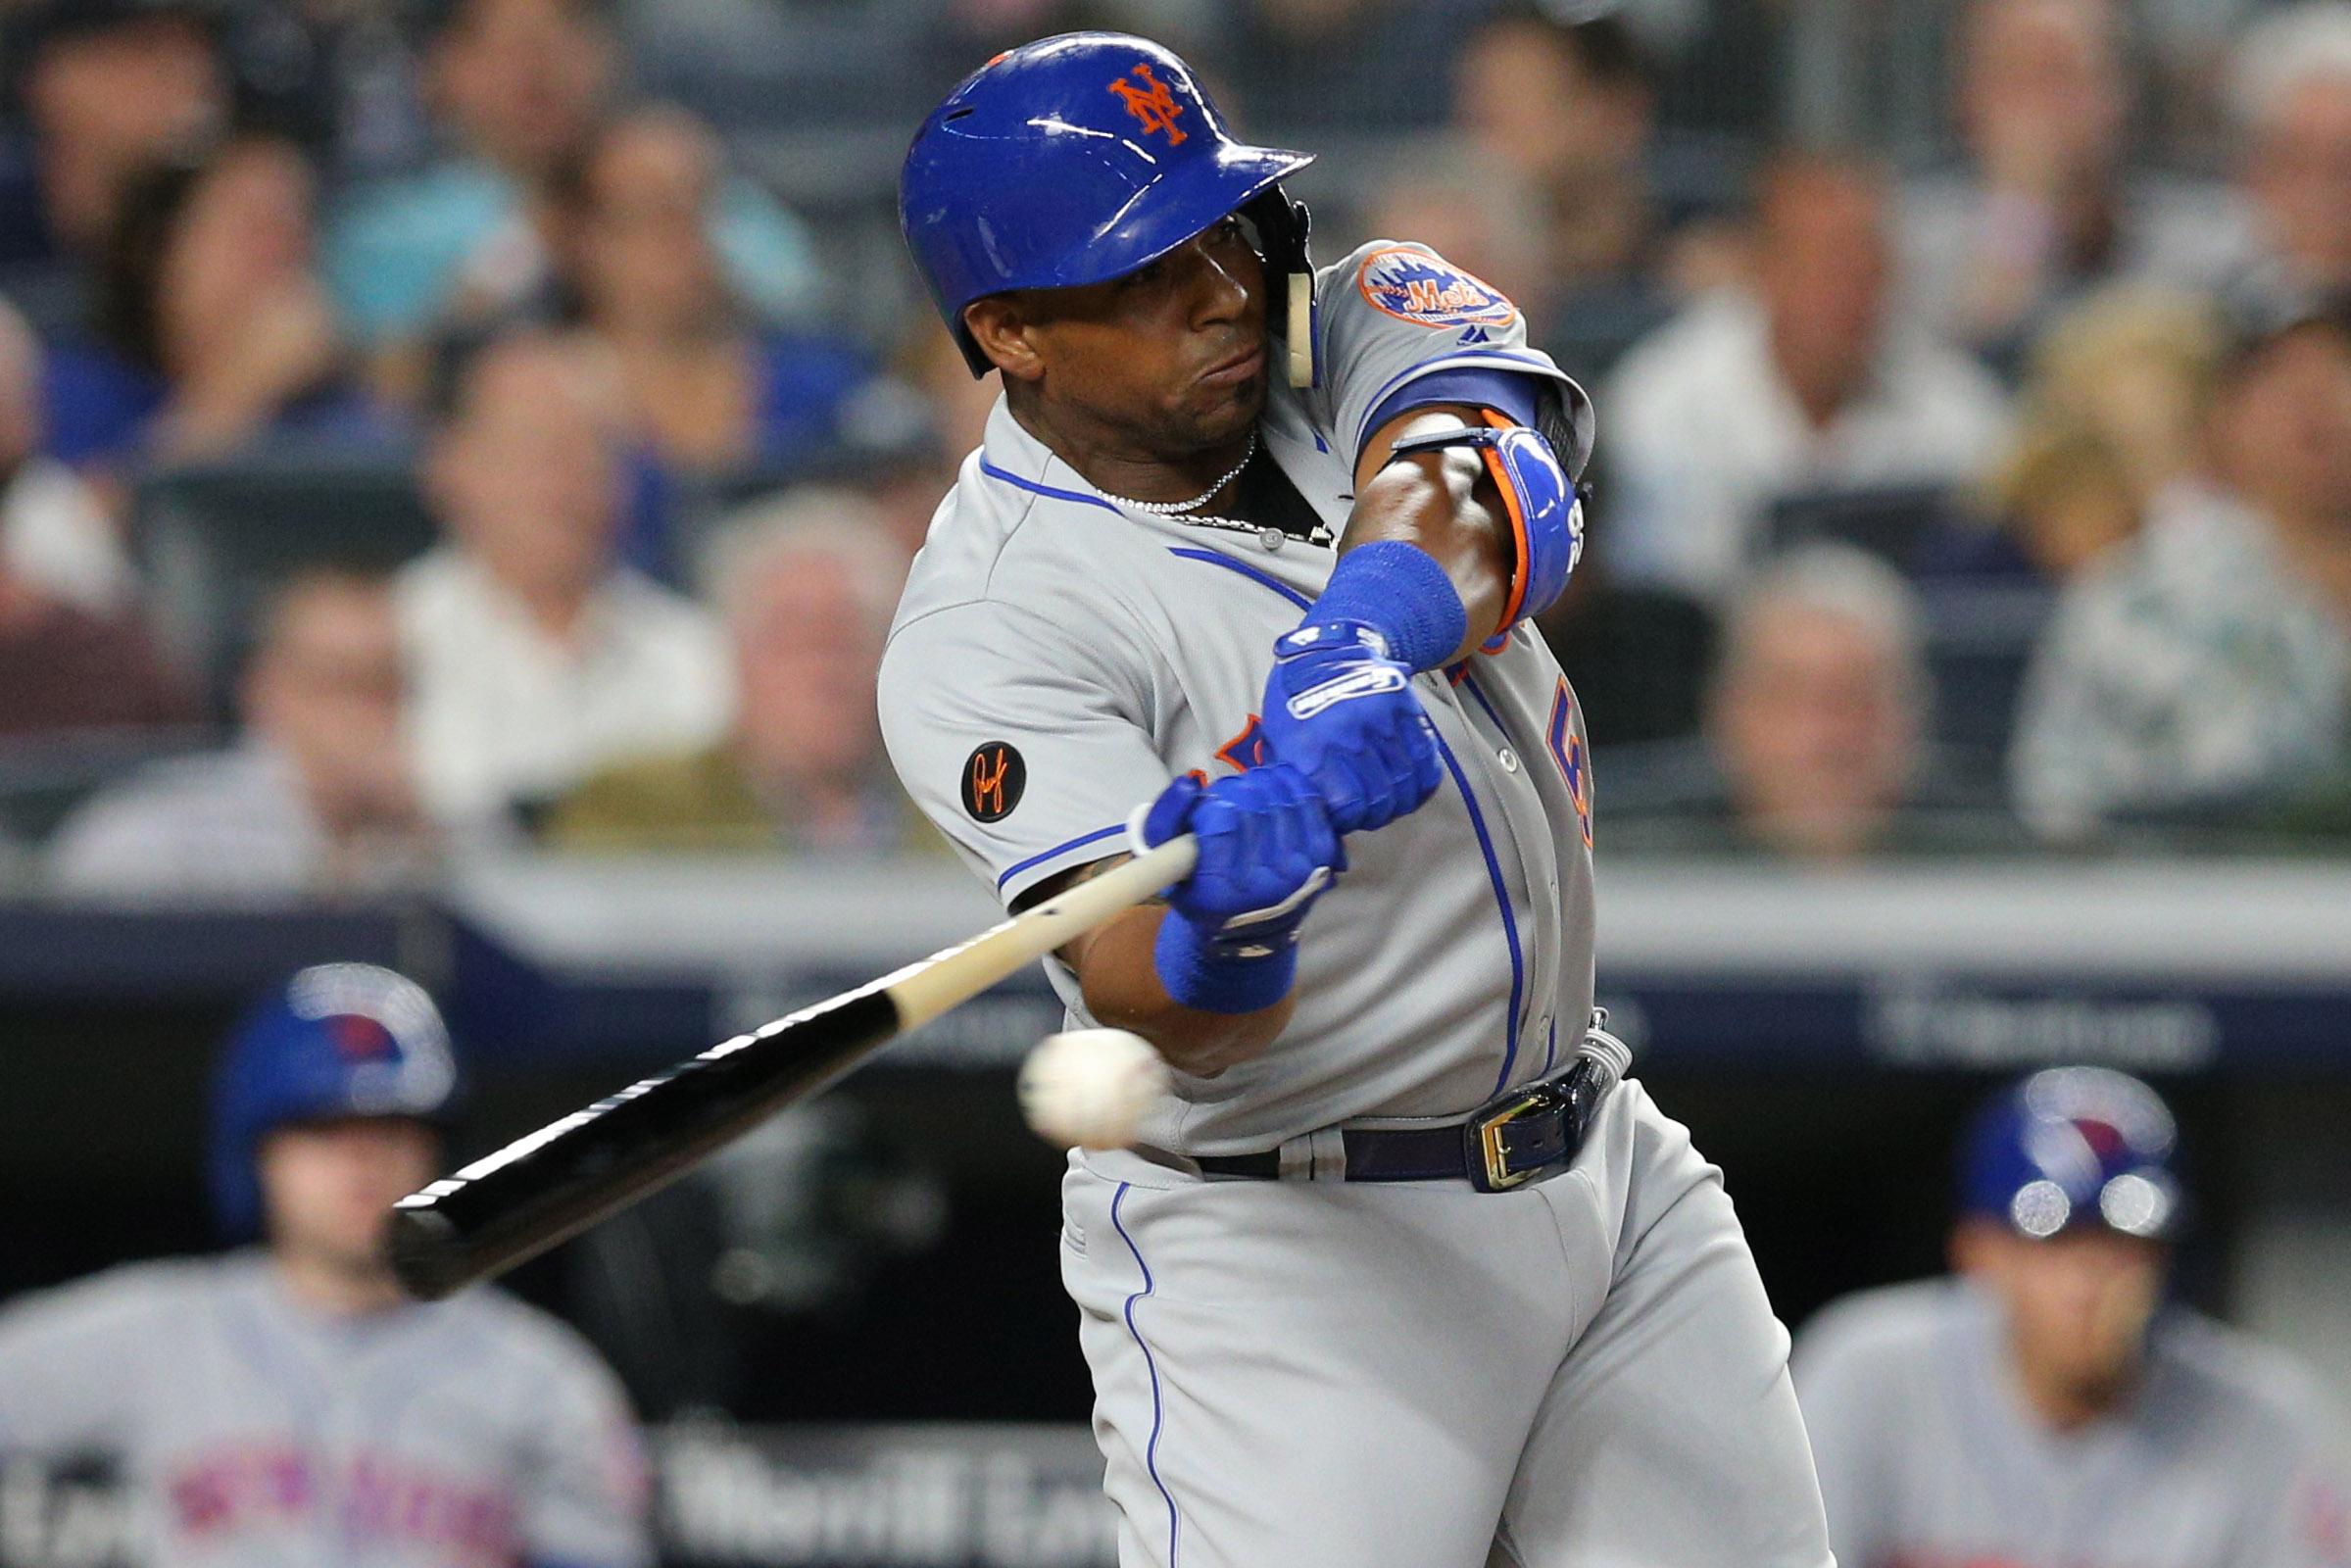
[963,297,1044,384]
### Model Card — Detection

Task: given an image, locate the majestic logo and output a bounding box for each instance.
[1107,63,1188,145]
[961,741,1026,822]
[1357,247,1518,329]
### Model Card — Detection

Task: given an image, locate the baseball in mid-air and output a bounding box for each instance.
[1018,1029,1169,1150]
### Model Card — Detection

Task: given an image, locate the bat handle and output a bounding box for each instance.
[884,833,1198,1030]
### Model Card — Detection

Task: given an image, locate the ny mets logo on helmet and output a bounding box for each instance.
[1356,246,1518,329]
[1107,62,1188,145]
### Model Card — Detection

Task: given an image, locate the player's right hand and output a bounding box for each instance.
[1258,619,1444,834]
[1135,765,1343,945]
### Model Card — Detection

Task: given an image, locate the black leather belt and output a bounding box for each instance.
[1196,1013,1633,1193]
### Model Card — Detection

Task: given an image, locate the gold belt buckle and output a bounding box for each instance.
[1473,1090,1551,1192]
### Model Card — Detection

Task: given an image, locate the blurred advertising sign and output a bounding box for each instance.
[4,1426,1115,1568]
[656,1423,1116,1568]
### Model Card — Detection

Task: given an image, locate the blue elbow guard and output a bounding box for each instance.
[1389,420,1585,647]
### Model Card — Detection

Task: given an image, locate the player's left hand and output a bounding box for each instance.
[1258,619,1444,834]
[1136,765,1344,942]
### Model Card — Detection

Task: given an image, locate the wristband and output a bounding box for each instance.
[1306,540,1466,674]
[1153,907,1301,1014]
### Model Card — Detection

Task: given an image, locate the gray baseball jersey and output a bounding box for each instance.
[0,1253,652,1568]
[881,241,1835,1567]
[880,238,1600,1155]
[1794,1278,2351,1568]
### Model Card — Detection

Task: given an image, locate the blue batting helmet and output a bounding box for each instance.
[901,32,1316,375]
[1958,1067,2183,1242]
[208,963,462,1240]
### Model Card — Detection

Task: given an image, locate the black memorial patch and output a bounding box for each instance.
[961,741,1026,822]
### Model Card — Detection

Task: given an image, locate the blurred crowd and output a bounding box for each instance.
[0,0,2348,902]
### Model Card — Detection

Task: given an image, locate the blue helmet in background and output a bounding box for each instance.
[901,32,1316,377]
[1958,1066,2183,1243]
[209,963,462,1240]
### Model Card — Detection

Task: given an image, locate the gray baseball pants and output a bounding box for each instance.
[1059,1080,1837,1567]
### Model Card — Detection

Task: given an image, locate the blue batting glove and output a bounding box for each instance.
[1258,619,1444,834]
[1131,766,1344,1013]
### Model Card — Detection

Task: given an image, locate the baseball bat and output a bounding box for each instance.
[387,834,1197,1301]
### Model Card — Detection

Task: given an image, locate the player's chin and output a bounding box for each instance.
[1180,368,1266,441]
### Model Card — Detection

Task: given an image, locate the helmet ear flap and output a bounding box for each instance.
[953,309,996,379]
[1241,188,1316,387]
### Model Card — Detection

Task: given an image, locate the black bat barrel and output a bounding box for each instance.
[388,986,904,1300]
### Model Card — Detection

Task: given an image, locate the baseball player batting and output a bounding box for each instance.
[883,33,1833,1566]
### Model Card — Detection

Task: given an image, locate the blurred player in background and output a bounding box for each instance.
[0,962,652,1568]
[1794,1066,2351,1568]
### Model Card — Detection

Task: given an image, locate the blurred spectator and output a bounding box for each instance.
[2009,298,2351,841]
[401,331,731,824]
[1968,422,2140,586]
[325,0,818,352]
[1955,285,2222,582]
[1703,547,1937,861]
[46,568,429,899]
[2212,3,2351,309]
[1453,8,1656,289]
[1604,154,2010,601]
[0,964,654,1568]
[41,131,394,479]
[867,323,1004,557]
[1795,1067,2351,1567]
[0,297,128,612]
[1450,4,1694,373]
[2010,286,2223,514]
[1899,0,2227,374]
[1609,546,2007,859]
[0,0,227,269]
[904,318,996,473]
[548,491,933,855]
[562,107,879,474]
[0,295,193,738]
[1216,0,1467,132]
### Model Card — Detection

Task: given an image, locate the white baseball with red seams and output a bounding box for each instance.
[1019,1029,1171,1151]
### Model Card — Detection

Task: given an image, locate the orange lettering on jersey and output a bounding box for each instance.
[1546,678,1593,848]
[1214,714,1271,773]
[1107,63,1188,145]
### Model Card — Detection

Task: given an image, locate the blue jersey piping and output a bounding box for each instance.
[979,456,1123,514]
[1111,1182,1180,1565]
[1165,549,1528,1096]
[996,822,1127,893]
[1164,546,1313,611]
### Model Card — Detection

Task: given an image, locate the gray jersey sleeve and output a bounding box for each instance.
[879,597,1170,907]
[511,1327,655,1568]
[0,1264,178,1453]
[1312,238,1582,480]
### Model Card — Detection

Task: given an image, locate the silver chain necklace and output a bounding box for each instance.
[1093,430,1257,515]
